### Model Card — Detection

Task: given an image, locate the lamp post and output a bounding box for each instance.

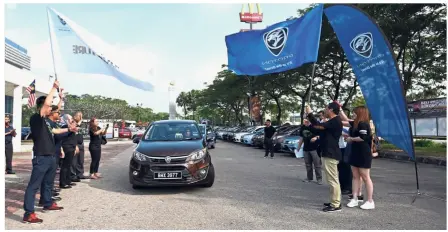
[136,103,143,123]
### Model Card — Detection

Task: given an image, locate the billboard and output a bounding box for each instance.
[250,95,261,122]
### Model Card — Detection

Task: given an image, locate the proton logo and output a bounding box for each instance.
[165,156,172,164]
[57,15,67,26]
[263,27,289,57]
[350,32,373,58]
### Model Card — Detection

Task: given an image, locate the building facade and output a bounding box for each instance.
[407,97,446,137]
[5,37,53,152]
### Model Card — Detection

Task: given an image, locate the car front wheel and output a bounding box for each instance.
[202,164,215,188]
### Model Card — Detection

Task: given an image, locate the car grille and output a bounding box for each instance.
[148,156,188,164]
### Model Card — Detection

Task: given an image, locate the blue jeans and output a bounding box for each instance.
[38,154,59,204]
[23,155,57,215]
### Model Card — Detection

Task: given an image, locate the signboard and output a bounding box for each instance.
[250,95,261,122]
[408,98,446,112]
[240,3,263,23]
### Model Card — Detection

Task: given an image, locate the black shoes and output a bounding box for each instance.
[60,185,72,189]
[6,170,15,174]
[70,183,77,186]
[322,204,342,212]
[71,178,81,182]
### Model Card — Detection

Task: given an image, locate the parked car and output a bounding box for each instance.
[252,131,265,148]
[241,127,265,145]
[130,120,215,189]
[198,124,216,149]
[233,126,255,143]
[130,127,145,139]
[273,125,301,151]
[222,127,240,141]
[119,128,132,138]
[21,127,32,140]
[280,130,302,154]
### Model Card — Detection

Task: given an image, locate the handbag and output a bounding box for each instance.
[101,135,107,145]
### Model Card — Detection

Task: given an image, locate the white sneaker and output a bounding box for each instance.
[360,201,375,210]
[346,199,359,208]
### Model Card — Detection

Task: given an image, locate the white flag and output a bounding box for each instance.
[47,8,154,91]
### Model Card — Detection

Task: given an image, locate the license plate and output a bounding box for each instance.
[154,172,182,179]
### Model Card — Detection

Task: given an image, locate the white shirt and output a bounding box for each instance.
[339,127,350,149]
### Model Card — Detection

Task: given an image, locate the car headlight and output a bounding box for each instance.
[133,150,149,161]
[187,148,206,161]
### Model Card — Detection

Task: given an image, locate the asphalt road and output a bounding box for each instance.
[5,141,446,230]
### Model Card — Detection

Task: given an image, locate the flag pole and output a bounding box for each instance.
[46,7,59,92]
[307,63,317,104]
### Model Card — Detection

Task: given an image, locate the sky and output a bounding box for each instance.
[5,3,309,113]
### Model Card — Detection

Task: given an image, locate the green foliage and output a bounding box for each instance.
[414,139,435,147]
[22,93,168,126]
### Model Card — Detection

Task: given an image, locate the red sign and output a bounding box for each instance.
[240,12,263,23]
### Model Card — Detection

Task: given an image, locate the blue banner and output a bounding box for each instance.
[48,8,154,92]
[225,4,323,76]
[324,5,414,159]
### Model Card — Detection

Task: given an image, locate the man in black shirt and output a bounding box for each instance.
[297,119,322,184]
[5,115,16,174]
[263,119,277,158]
[306,102,343,213]
[23,80,77,224]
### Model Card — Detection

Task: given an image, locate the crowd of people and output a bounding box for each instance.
[263,101,376,212]
[4,80,107,224]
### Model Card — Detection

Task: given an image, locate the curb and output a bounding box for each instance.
[378,151,446,166]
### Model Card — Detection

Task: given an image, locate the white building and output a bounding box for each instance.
[5,38,54,152]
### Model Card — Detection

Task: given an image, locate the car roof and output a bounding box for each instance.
[153,120,197,124]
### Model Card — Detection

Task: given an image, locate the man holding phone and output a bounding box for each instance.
[5,115,16,174]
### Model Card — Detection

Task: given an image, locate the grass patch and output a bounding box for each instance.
[380,141,447,158]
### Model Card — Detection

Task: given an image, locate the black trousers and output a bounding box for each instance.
[60,147,75,187]
[338,148,352,192]
[89,145,101,174]
[5,143,13,172]
[264,138,274,157]
[71,148,85,179]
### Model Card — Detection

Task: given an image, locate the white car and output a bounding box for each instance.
[234,126,265,143]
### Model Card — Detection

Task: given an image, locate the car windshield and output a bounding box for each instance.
[143,122,202,141]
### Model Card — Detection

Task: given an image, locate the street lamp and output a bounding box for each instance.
[136,103,143,122]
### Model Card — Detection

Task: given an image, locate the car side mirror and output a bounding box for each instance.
[133,137,140,144]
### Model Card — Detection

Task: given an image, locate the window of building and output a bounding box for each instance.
[5,96,13,115]
[415,118,437,136]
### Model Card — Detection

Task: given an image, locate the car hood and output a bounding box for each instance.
[284,136,301,141]
[235,132,249,137]
[137,140,204,157]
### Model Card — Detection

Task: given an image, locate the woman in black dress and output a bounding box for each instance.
[89,118,107,179]
[340,106,375,210]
